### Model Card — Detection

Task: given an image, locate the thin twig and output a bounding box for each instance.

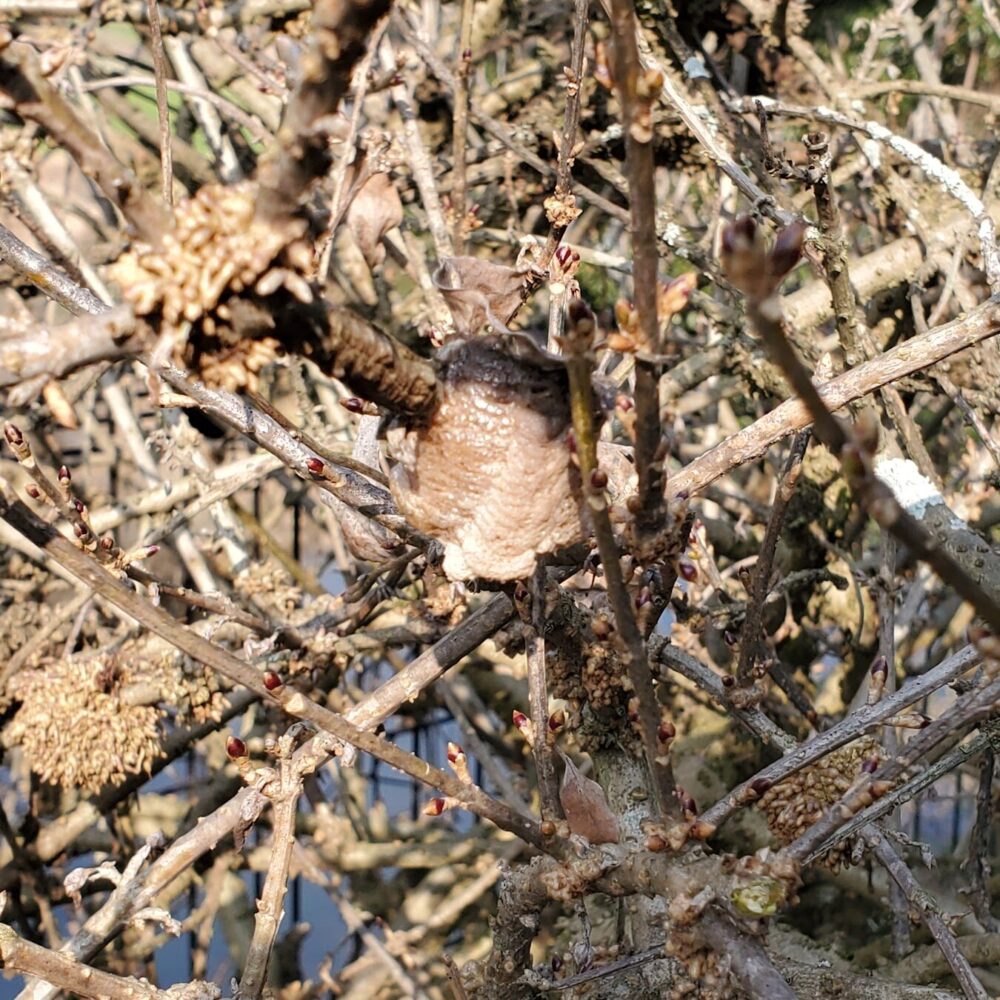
[878,532,911,959]
[696,644,979,832]
[797,122,938,484]
[239,769,302,997]
[145,0,174,206]
[720,222,1000,631]
[867,829,990,1000]
[563,301,677,819]
[0,490,544,847]
[527,564,561,821]
[803,726,1000,866]
[0,40,169,243]
[785,672,1000,864]
[609,0,664,541]
[967,738,998,932]
[735,430,809,690]
[450,0,475,253]
[255,0,392,223]
[0,926,172,1000]
[733,96,1000,290]
[78,75,271,148]
[0,222,111,317]
[383,37,453,260]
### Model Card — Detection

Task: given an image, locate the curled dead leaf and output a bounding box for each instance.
[433,255,531,336]
[559,752,620,845]
[345,172,403,270]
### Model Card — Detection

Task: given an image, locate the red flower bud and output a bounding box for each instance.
[339,397,365,413]
[769,221,807,279]
[226,736,248,759]
[263,671,282,691]
[423,798,446,816]
[25,483,40,499]
[306,457,324,474]
[590,468,608,490]
[679,562,697,582]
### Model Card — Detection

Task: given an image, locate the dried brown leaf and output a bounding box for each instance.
[559,752,620,845]
[345,172,403,270]
[433,255,530,336]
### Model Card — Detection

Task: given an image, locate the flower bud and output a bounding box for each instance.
[768,221,807,279]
